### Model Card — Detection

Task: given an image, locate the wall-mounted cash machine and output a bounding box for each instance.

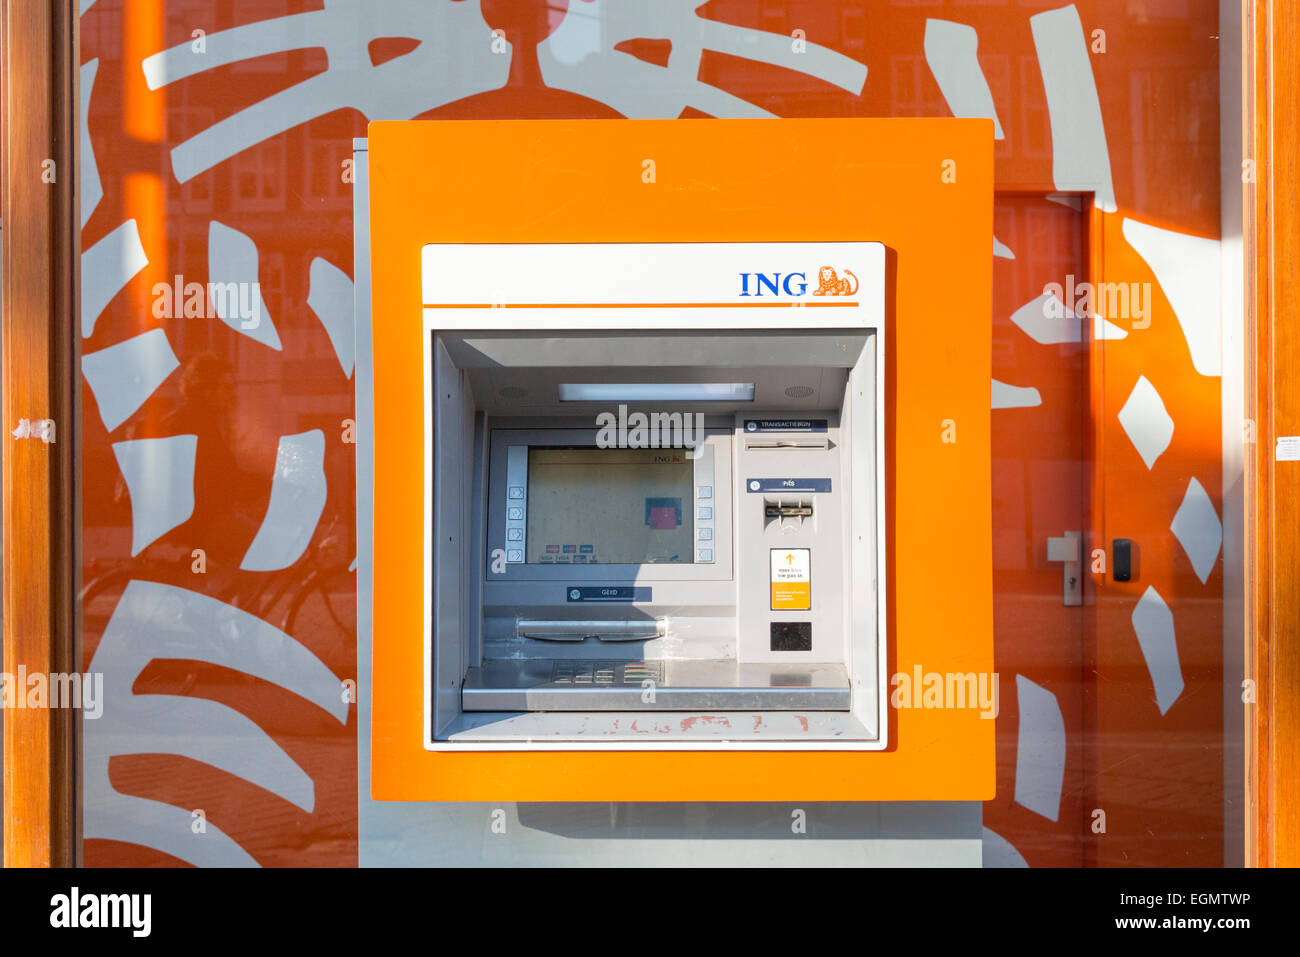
[424,242,886,747]
[364,118,996,801]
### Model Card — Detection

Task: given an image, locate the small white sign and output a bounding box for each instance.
[1276,436,1300,462]
[771,549,811,582]
[770,548,811,611]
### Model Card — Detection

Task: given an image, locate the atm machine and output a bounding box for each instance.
[422,241,886,748]
[364,118,994,805]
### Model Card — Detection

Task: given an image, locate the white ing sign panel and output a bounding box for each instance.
[421,241,886,329]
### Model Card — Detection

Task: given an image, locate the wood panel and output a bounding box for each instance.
[1,0,78,867]
[1247,0,1300,868]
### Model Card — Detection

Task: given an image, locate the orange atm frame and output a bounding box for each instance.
[367,118,995,801]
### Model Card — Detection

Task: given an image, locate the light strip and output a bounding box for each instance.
[558,383,756,403]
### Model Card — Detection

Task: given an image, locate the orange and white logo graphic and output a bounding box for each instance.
[813,266,858,296]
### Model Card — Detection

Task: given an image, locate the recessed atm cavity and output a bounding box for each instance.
[424,241,887,749]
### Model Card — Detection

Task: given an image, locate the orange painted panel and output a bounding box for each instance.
[369,117,996,801]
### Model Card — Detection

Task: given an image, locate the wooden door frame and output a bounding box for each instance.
[1,0,79,867]
[1246,0,1300,868]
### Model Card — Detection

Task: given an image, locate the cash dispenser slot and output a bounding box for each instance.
[516,618,665,642]
[461,659,851,711]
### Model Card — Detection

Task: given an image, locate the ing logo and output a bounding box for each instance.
[812,266,858,296]
[737,267,860,299]
[738,271,807,297]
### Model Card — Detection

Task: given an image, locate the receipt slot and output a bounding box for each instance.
[364,119,995,800]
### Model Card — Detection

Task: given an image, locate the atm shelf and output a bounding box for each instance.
[461,659,850,711]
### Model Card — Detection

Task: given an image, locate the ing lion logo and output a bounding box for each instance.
[813,266,859,296]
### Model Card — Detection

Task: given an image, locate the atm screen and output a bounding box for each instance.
[525,447,695,564]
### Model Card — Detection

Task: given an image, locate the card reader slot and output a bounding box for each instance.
[516,619,665,642]
[765,504,813,517]
[763,497,815,530]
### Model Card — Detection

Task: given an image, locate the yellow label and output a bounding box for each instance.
[772,581,811,610]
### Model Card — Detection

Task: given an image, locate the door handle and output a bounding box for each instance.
[1046,531,1082,606]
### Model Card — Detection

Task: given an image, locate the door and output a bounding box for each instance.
[983,194,1091,867]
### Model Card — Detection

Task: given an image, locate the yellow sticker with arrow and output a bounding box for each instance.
[770,548,811,611]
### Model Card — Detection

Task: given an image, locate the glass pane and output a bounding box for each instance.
[68,0,1249,870]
